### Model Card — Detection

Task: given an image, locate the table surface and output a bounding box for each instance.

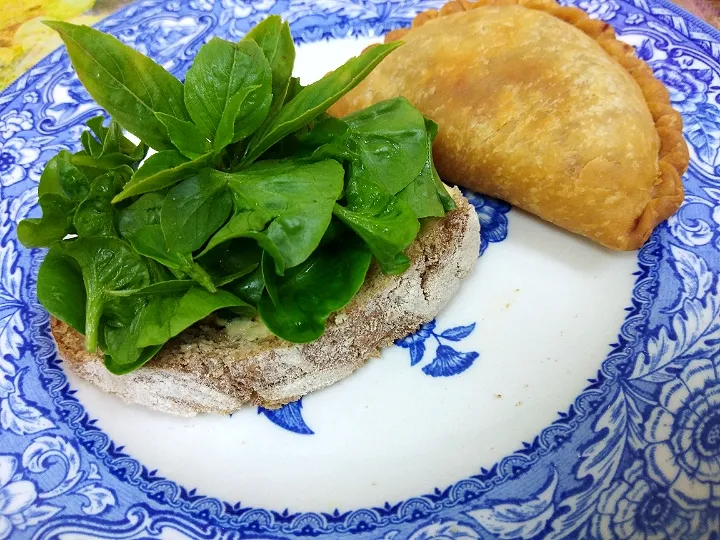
[0,0,718,92]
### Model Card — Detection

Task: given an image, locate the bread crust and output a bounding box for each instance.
[52,187,480,416]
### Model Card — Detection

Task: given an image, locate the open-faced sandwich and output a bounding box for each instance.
[18,17,480,416]
[21,0,689,417]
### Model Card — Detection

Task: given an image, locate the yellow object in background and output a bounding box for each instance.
[0,0,130,90]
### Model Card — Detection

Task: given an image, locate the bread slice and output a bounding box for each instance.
[51,187,480,416]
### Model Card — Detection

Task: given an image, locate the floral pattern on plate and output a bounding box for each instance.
[0,0,718,538]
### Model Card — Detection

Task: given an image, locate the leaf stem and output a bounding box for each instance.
[84,294,103,352]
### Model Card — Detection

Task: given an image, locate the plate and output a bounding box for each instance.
[0,0,719,538]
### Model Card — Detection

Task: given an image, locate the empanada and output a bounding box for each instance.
[330,0,689,250]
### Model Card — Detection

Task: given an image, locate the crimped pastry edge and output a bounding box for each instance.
[384,0,689,250]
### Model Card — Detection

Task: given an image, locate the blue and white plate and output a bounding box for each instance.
[1,0,719,538]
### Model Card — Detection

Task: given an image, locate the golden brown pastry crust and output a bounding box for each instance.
[333,0,689,250]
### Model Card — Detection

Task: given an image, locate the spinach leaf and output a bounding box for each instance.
[102,294,148,369]
[112,151,214,202]
[18,152,92,247]
[242,41,402,164]
[156,112,210,159]
[161,170,233,254]
[108,280,196,297]
[74,171,123,237]
[136,287,250,347]
[38,151,90,200]
[258,239,371,343]
[244,16,295,128]
[302,97,428,210]
[17,195,75,248]
[395,160,446,219]
[37,249,87,333]
[118,192,165,239]
[55,237,150,351]
[224,265,264,307]
[333,198,419,275]
[45,21,188,150]
[205,159,344,274]
[198,238,261,286]
[119,192,215,290]
[126,225,216,292]
[184,38,272,144]
[396,118,454,216]
[432,165,456,213]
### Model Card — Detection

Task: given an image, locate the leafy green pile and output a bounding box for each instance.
[18,16,454,375]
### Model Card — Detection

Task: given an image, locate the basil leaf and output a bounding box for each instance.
[81,129,104,158]
[45,21,188,150]
[136,287,250,347]
[244,16,295,127]
[37,249,87,333]
[243,41,402,164]
[74,171,123,237]
[198,238,261,286]
[184,38,272,143]
[205,159,344,274]
[334,198,419,275]
[258,239,372,343]
[55,236,150,352]
[70,151,139,172]
[161,170,233,254]
[113,151,214,203]
[155,112,210,159]
[214,85,267,151]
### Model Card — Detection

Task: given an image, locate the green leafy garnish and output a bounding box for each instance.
[20,18,454,374]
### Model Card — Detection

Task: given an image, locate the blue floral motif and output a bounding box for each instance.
[625,12,645,25]
[461,189,511,256]
[396,321,479,377]
[407,520,480,539]
[576,0,620,20]
[467,469,558,538]
[589,460,702,539]
[190,0,215,10]
[685,103,720,166]
[651,60,708,114]
[257,398,314,435]
[0,137,39,187]
[0,111,32,140]
[648,54,720,170]
[0,436,115,539]
[645,358,720,511]
[0,455,40,539]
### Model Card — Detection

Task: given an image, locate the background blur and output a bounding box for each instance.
[0,0,718,92]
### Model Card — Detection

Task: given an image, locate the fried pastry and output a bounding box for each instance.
[330,0,689,250]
